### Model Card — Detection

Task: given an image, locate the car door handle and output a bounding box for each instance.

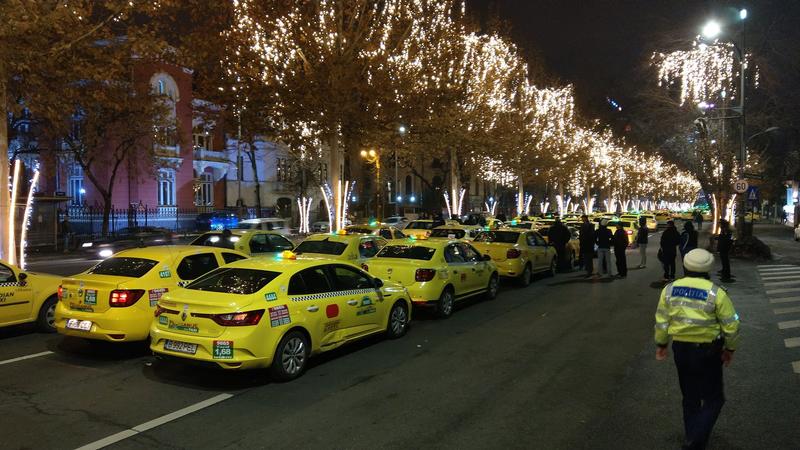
[306,306,319,312]
[347,300,359,306]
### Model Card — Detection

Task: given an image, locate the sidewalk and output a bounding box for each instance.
[754,223,800,265]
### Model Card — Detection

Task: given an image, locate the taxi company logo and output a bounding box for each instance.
[387,268,393,274]
[168,320,198,333]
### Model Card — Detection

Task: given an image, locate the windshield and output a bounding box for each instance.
[186,268,280,294]
[407,221,434,230]
[377,245,436,260]
[474,231,520,244]
[430,229,465,239]
[346,227,376,235]
[295,239,347,255]
[87,257,158,278]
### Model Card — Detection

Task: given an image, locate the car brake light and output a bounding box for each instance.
[415,268,436,282]
[506,249,521,258]
[626,230,633,235]
[207,310,264,326]
[58,285,63,299]
[109,290,145,307]
[154,305,179,317]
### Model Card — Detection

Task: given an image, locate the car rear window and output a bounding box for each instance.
[474,231,520,244]
[407,221,434,230]
[509,222,533,229]
[295,239,347,255]
[430,228,466,239]
[377,245,436,260]
[87,257,158,278]
[346,227,374,234]
[186,268,280,295]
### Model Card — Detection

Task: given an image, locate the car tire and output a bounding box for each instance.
[36,295,58,333]
[269,330,310,382]
[485,273,499,300]
[386,301,409,339]
[518,264,532,287]
[549,258,557,277]
[436,288,455,319]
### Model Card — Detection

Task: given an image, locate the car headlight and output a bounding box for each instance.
[99,249,113,258]
[81,242,93,248]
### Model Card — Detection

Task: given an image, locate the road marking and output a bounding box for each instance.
[793,361,800,374]
[0,351,54,366]
[758,264,796,268]
[761,275,800,281]
[774,306,800,315]
[758,268,800,274]
[778,320,800,330]
[766,288,800,295]
[75,393,233,450]
[764,280,800,287]
[770,296,800,304]
[785,337,800,349]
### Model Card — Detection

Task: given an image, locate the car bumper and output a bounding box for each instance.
[149,325,273,370]
[54,302,150,342]
[493,259,525,277]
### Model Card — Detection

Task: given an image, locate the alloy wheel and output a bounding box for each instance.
[281,337,306,376]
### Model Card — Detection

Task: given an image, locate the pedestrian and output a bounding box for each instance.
[715,219,734,282]
[60,214,72,253]
[660,220,680,281]
[781,209,788,225]
[595,219,613,277]
[548,219,571,272]
[694,210,704,230]
[579,214,596,278]
[635,216,649,268]
[680,221,699,274]
[654,248,740,450]
[613,222,628,278]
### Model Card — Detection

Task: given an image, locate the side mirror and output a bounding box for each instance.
[482,254,492,261]
[18,272,28,282]
[374,278,384,288]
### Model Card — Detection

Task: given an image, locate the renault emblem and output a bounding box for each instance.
[181,305,189,321]
[387,268,393,274]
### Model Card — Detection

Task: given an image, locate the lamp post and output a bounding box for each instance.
[396,125,407,216]
[360,149,382,219]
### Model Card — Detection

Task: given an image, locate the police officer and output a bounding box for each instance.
[654,248,740,450]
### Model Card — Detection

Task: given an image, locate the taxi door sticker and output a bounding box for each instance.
[158,265,172,278]
[268,305,291,327]
[84,289,97,305]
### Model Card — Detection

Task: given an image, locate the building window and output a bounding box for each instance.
[68,163,84,206]
[277,157,293,182]
[193,133,210,151]
[158,169,176,206]
[195,173,213,206]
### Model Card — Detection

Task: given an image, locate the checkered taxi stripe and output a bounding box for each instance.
[290,288,376,302]
[0,282,22,288]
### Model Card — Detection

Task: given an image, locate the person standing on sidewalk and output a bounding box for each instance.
[660,220,680,281]
[60,214,71,254]
[715,219,734,282]
[613,222,628,278]
[595,219,614,278]
[635,216,649,268]
[694,210,704,230]
[680,221,699,275]
[654,248,740,450]
[579,215,596,278]
[548,219,571,272]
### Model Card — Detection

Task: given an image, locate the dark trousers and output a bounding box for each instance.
[582,252,594,275]
[614,247,627,276]
[672,341,725,448]
[663,252,676,279]
[720,251,731,279]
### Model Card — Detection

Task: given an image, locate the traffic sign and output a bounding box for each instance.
[733,180,749,193]
[747,186,759,202]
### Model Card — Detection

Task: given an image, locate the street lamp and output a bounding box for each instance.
[361,148,382,219]
[702,20,721,39]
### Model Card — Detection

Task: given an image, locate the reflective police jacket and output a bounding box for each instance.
[654,277,740,350]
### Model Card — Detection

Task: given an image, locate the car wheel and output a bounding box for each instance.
[269,330,310,381]
[549,258,557,277]
[386,301,409,339]
[436,288,455,319]
[518,264,532,287]
[485,273,499,300]
[36,296,58,333]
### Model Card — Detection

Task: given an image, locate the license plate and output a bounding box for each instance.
[164,340,197,355]
[65,319,92,331]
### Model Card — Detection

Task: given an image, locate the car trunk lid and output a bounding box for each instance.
[60,275,127,313]
[366,258,430,286]
[154,290,258,338]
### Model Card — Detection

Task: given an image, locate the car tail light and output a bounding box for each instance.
[361,263,369,272]
[626,230,633,235]
[109,290,145,307]
[415,269,436,282]
[507,248,522,258]
[205,310,264,326]
[58,285,63,300]
[154,305,179,317]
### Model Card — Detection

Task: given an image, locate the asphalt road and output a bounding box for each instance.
[4,240,800,449]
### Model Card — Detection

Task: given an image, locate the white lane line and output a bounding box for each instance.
[785,337,800,349]
[0,351,54,366]
[793,361,800,374]
[758,264,797,268]
[778,320,800,330]
[766,288,800,295]
[761,275,800,281]
[770,296,800,304]
[758,269,800,275]
[774,306,800,315]
[75,393,233,450]
[764,280,800,287]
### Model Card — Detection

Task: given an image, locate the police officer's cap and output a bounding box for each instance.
[683,248,714,273]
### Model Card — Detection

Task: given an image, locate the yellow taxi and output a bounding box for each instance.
[507,220,537,230]
[607,219,640,246]
[470,229,557,286]
[565,227,581,266]
[365,239,498,318]
[402,220,438,238]
[345,223,407,240]
[0,260,61,332]
[428,224,484,241]
[485,218,505,229]
[150,256,411,380]
[191,229,295,256]
[55,245,248,342]
[294,232,387,268]
[745,211,761,221]
[654,210,672,226]
[638,213,658,230]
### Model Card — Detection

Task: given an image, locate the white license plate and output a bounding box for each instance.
[164,340,198,355]
[65,319,92,331]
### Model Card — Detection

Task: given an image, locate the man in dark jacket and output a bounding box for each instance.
[579,215,596,277]
[636,216,649,268]
[548,219,571,271]
[660,220,681,281]
[613,222,628,278]
[680,221,699,275]
[595,219,614,277]
[716,219,734,281]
